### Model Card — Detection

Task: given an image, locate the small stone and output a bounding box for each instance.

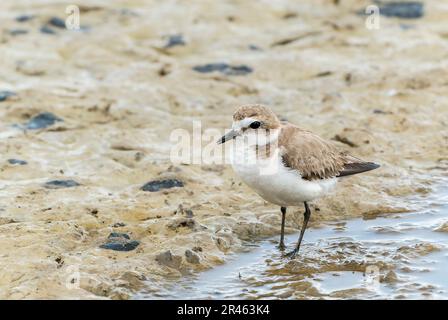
[0,91,16,102]
[155,250,182,269]
[192,63,253,76]
[48,17,66,29]
[7,159,27,165]
[100,241,139,252]
[40,25,56,34]
[16,15,34,22]
[108,232,130,240]
[44,180,80,189]
[25,112,63,130]
[9,29,28,36]
[165,34,185,48]
[185,249,200,264]
[156,250,173,264]
[358,2,424,19]
[379,2,424,19]
[248,44,261,51]
[373,109,392,114]
[100,233,139,251]
[141,179,184,192]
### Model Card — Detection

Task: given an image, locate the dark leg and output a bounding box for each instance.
[278,207,286,250]
[286,202,311,258]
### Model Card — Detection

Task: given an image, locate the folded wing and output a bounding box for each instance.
[278,124,379,180]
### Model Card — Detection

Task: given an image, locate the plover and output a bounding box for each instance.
[218,104,379,257]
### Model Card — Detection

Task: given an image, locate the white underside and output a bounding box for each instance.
[231,144,337,206]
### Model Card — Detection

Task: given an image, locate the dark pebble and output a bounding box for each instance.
[25,112,63,130]
[141,179,184,192]
[108,232,130,240]
[379,1,424,19]
[16,15,34,22]
[48,17,66,29]
[7,159,27,165]
[373,109,393,114]
[9,29,28,36]
[0,91,16,102]
[100,241,140,252]
[40,26,56,35]
[193,63,253,76]
[165,34,185,48]
[248,44,262,51]
[100,233,139,251]
[44,180,80,189]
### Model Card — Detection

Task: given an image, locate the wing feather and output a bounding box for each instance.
[278,124,379,180]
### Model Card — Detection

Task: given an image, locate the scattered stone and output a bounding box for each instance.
[100,240,140,252]
[141,179,184,192]
[0,91,16,102]
[44,179,80,189]
[248,44,261,51]
[373,109,393,114]
[9,29,28,36]
[379,1,424,19]
[112,222,126,228]
[108,232,130,240]
[185,249,200,264]
[155,250,182,268]
[25,112,63,130]
[134,151,145,161]
[100,233,140,252]
[165,34,185,48]
[16,15,34,22]
[40,25,56,35]
[193,63,253,76]
[48,17,66,29]
[7,159,27,165]
[315,71,333,77]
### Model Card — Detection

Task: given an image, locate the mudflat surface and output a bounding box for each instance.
[0,0,447,299]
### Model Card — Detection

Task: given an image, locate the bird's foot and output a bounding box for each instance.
[284,248,299,259]
[277,242,286,251]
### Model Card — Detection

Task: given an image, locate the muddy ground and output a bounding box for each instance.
[0,0,447,299]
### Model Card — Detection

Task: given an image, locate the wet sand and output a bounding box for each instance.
[0,0,447,299]
[138,173,448,299]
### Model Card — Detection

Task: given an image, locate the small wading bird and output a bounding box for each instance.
[218,104,379,258]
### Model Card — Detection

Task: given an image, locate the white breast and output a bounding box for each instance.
[231,144,337,206]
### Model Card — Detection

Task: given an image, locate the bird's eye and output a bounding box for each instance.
[250,121,261,129]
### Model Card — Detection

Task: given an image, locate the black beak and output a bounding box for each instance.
[217,129,239,144]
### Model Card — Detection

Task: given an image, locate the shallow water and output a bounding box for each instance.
[138,176,448,300]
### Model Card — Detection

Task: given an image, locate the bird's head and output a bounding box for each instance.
[217,104,281,146]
